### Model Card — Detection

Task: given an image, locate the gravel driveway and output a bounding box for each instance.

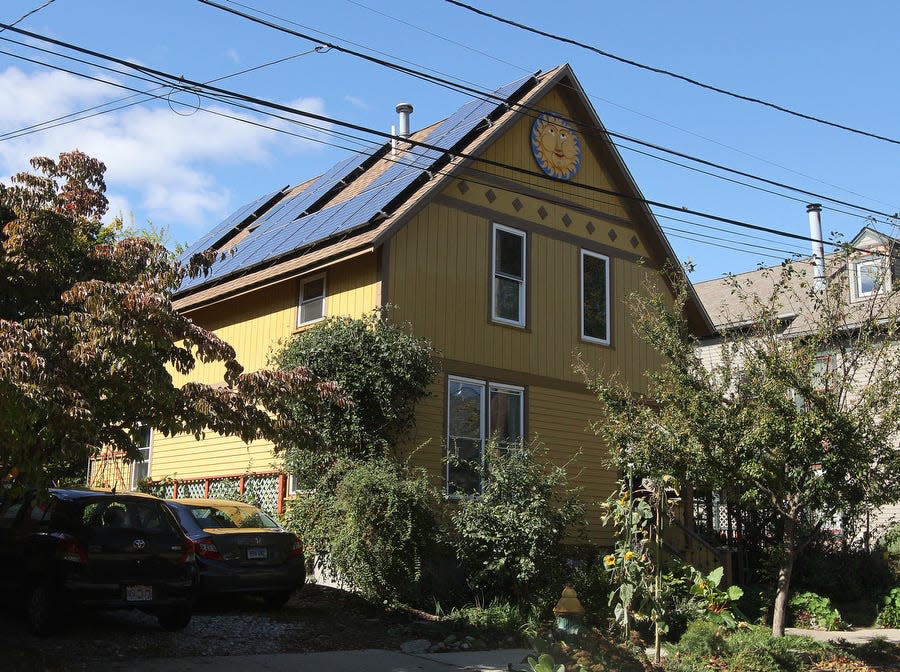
[0,585,430,671]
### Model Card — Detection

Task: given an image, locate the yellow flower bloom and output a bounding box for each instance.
[624,550,635,561]
[603,554,616,567]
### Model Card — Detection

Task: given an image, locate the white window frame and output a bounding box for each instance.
[445,375,524,496]
[491,223,526,327]
[297,272,327,327]
[580,249,611,345]
[853,257,887,300]
[130,426,152,491]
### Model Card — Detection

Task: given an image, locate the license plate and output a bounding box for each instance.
[246,546,268,560]
[126,585,153,602]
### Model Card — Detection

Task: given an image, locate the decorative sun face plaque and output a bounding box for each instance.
[531,113,582,180]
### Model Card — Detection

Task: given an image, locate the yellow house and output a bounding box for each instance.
[125,65,712,542]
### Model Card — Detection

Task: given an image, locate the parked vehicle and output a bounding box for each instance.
[0,488,196,634]
[164,498,304,607]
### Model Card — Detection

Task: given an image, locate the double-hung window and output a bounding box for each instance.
[446,376,524,495]
[492,223,526,326]
[581,249,610,344]
[130,426,152,490]
[298,273,326,327]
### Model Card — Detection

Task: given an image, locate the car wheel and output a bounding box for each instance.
[262,590,292,608]
[157,604,192,631]
[27,582,59,636]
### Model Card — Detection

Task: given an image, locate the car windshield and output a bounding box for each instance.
[186,504,280,529]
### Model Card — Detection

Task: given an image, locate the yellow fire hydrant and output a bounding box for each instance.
[553,584,585,635]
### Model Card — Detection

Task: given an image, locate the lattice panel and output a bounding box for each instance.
[208,477,241,499]
[245,475,279,515]
[180,480,206,498]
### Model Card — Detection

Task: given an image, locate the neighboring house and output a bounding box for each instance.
[694,223,900,544]
[111,64,712,541]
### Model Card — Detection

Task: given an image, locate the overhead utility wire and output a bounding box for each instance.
[333,0,897,212]
[198,0,896,225]
[0,21,870,258]
[0,43,325,142]
[0,42,800,269]
[445,0,900,148]
[1,0,56,32]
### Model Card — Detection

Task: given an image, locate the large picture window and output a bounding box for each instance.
[581,249,610,344]
[446,376,524,495]
[298,273,326,326]
[492,223,526,326]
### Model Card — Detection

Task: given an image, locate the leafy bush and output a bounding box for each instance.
[449,439,584,607]
[273,308,438,478]
[877,587,900,627]
[670,623,836,672]
[788,592,844,631]
[284,458,439,606]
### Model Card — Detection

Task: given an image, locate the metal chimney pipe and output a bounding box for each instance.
[396,102,413,138]
[807,203,826,291]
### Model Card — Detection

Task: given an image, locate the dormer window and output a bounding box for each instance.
[852,257,889,301]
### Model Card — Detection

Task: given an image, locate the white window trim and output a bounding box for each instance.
[445,375,524,497]
[130,427,152,491]
[491,223,527,327]
[853,258,887,300]
[580,249,611,345]
[297,272,327,327]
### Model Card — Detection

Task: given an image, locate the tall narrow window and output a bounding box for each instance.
[130,426,152,490]
[298,273,326,326]
[446,376,524,495]
[492,224,526,326]
[581,250,610,344]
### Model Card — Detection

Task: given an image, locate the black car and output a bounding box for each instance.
[165,498,305,607]
[0,488,196,634]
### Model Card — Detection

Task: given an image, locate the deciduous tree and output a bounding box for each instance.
[581,261,900,636]
[0,151,339,488]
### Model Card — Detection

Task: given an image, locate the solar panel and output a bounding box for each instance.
[180,74,535,292]
[178,187,285,263]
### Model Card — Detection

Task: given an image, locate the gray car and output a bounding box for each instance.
[164,498,305,607]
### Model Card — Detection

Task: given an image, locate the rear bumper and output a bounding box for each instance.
[62,575,195,609]
[197,555,305,595]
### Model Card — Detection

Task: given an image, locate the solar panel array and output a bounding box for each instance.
[179,74,535,293]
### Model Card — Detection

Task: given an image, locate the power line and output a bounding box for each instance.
[1,0,56,33]
[445,0,900,147]
[0,21,876,259]
[0,43,327,142]
[196,0,898,225]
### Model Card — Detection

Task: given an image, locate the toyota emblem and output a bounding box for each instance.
[133,538,146,550]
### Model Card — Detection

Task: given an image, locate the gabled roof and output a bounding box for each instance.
[695,226,900,336]
[174,65,714,336]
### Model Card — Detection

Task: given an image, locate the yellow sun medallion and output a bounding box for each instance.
[531,113,582,180]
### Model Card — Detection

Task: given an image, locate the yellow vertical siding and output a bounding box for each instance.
[400,378,615,544]
[153,255,378,482]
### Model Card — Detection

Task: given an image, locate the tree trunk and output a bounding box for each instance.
[771,514,798,637]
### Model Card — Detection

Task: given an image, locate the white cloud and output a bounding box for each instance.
[0,67,328,236]
[225,48,240,63]
[344,95,370,111]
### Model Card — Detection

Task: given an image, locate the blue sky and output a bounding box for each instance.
[1,0,898,280]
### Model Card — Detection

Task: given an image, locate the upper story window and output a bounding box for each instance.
[492,223,526,327]
[852,257,888,300]
[298,273,326,327]
[446,375,524,496]
[581,249,610,345]
[130,426,152,490]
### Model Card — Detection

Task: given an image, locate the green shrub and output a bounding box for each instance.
[449,439,584,607]
[877,587,900,627]
[284,458,439,606]
[788,591,844,631]
[674,619,727,659]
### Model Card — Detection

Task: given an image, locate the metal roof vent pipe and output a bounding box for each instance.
[396,102,413,138]
[807,203,826,291]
